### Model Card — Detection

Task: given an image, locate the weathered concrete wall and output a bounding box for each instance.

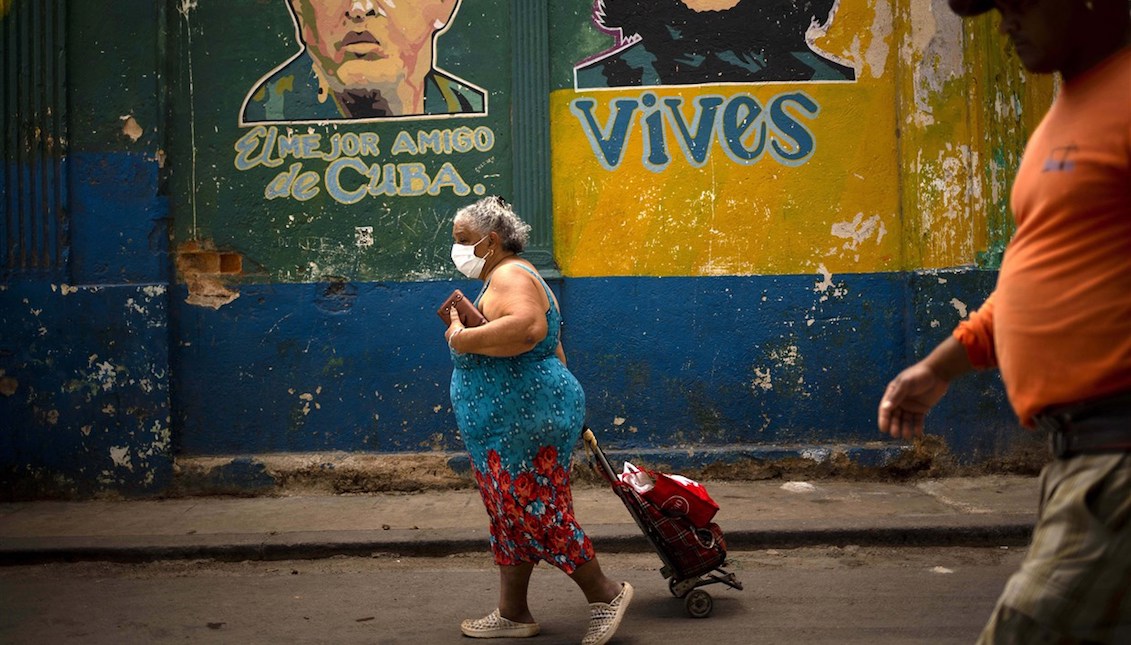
[0,0,1054,498]
[1,1,172,498]
[0,282,172,498]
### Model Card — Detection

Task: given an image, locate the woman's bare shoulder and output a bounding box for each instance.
[491,260,542,287]
[487,260,548,308]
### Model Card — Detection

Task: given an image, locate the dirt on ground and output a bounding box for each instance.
[165,434,1047,499]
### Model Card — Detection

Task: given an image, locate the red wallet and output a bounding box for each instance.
[437,289,488,327]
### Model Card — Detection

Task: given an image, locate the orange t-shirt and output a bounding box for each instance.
[954,46,1131,427]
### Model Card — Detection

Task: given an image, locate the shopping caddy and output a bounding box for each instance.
[582,427,743,618]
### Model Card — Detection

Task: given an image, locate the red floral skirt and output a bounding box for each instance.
[472,446,595,573]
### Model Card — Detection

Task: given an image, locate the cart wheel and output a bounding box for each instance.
[668,578,679,597]
[685,590,713,618]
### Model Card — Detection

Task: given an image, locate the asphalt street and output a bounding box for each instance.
[0,546,1024,644]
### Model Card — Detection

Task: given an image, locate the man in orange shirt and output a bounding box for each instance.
[877,0,1130,641]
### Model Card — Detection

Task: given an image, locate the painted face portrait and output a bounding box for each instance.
[290,0,456,93]
[576,0,856,88]
[243,0,486,123]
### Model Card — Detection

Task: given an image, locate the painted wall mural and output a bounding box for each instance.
[550,0,898,278]
[171,0,508,285]
[2,0,1062,500]
[574,0,856,88]
[241,0,487,122]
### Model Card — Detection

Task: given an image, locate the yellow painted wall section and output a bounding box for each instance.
[551,0,1054,278]
[897,5,1054,270]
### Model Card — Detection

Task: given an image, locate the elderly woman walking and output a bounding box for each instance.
[443,196,632,645]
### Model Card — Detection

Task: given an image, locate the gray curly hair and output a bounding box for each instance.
[453,196,532,253]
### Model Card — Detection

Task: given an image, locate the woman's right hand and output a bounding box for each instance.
[446,306,465,351]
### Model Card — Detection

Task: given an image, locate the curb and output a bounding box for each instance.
[0,515,1033,566]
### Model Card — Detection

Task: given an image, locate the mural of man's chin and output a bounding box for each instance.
[577,0,855,89]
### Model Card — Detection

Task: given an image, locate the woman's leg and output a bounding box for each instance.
[568,556,623,603]
[570,555,633,645]
[498,562,537,623]
[461,561,541,639]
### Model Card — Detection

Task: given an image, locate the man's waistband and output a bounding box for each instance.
[1034,390,1131,459]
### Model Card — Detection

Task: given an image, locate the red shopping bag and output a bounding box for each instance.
[645,472,720,527]
[618,462,719,527]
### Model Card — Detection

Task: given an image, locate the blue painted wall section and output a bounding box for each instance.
[0,152,173,500]
[906,269,1031,462]
[171,281,460,454]
[567,274,906,449]
[570,271,1017,462]
[69,152,170,285]
[0,280,172,498]
[169,272,1016,467]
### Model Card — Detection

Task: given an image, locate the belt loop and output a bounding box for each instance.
[1037,412,1073,459]
[1048,430,1070,459]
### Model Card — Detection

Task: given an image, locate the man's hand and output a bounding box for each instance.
[877,362,951,440]
[878,336,974,440]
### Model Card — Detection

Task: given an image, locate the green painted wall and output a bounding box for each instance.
[168,0,513,283]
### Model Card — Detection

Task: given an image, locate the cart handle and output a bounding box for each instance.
[583,428,598,451]
[582,426,618,483]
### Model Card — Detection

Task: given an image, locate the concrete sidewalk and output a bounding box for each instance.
[0,476,1039,565]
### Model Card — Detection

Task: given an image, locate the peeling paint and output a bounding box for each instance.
[905,1,964,128]
[815,264,836,293]
[0,1,1062,500]
[125,298,148,316]
[863,0,893,78]
[120,115,143,142]
[801,448,832,463]
[296,387,323,416]
[175,240,241,309]
[950,297,968,318]
[751,367,772,392]
[184,278,239,309]
[771,345,801,367]
[916,144,980,263]
[109,446,134,471]
[813,264,849,302]
[830,213,887,262]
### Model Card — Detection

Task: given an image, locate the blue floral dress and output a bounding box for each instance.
[450,265,594,573]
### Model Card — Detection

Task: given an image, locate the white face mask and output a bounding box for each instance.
[451,235,489,279]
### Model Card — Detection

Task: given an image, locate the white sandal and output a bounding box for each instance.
[460,608,540,639]
[582,582,634,645]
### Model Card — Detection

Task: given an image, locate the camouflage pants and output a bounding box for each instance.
[978,453,1131,644]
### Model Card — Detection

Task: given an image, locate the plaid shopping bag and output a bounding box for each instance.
[617,481,727,580]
